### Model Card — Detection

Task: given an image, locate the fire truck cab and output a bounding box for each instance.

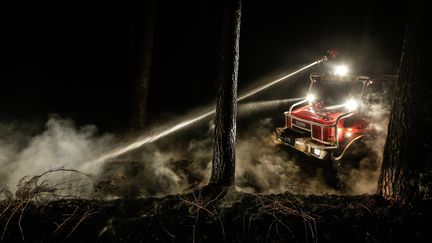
[276,72,373,161]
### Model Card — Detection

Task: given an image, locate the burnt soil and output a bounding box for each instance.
[1,190,431,243]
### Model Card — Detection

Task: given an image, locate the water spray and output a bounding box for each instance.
[84,52,334,167]
[237,56,328,102]
[238,98,304,115]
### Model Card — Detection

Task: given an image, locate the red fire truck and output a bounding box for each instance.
[276,70,376,163]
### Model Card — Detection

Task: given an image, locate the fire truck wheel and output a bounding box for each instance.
[330,138,379,192]
[324,160,341,189]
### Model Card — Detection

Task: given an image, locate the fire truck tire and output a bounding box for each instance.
[330,137,377,191]
[331,135,367,162]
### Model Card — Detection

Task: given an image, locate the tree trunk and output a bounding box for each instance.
[131,0,156,131]
[378,0,432,202]
[208,0,242,188]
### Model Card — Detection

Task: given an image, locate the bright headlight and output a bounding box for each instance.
[345,98,359,111]
[306,94,316,103]
[334,65,348,75]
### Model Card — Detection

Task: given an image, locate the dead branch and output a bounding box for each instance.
[160,224,176,239]
[181,199,216,219]
[52,206,79,236]
[256,196,318,243]
[265,219,276,243]
[66,208,98,238]
[18,197,31,241]
[0,167,96,241]
[11,167,95,203]
[1,200,25,240]
[180,189,229,243]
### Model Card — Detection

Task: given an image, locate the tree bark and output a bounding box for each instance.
[378,0,432,202]
[208,0,242,188]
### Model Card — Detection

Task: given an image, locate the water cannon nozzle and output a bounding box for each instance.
[316,49,338,63]
[326,49,339,59]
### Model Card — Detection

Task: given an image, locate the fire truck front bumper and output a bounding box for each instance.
[276,127,330,160]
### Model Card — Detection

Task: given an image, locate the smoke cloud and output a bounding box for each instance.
[340,102,390,195]
[0,116,114,196]
[235,118,337,194]
[0,95,391,199]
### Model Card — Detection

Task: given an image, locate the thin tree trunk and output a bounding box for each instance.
[378,0,432,202]
[131,0,156,131]
[208,0,242,188]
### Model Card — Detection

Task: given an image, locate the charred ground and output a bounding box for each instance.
[1,190,431,243]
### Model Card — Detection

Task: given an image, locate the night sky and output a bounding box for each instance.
[0,1,407,132]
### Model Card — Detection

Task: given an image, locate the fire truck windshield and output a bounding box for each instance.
[310,80,363,106]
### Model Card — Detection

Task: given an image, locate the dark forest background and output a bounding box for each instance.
[0,0,407,132]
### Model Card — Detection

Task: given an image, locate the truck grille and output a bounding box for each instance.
[288,116,335,144]
[312,125,322,140]
[292,119,311,130]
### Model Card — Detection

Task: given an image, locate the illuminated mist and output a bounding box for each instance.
[85,59,323,167]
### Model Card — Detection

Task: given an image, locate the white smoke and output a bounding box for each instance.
[0,115,114,194]
[235,118,338,195]
[341,102,390,195]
